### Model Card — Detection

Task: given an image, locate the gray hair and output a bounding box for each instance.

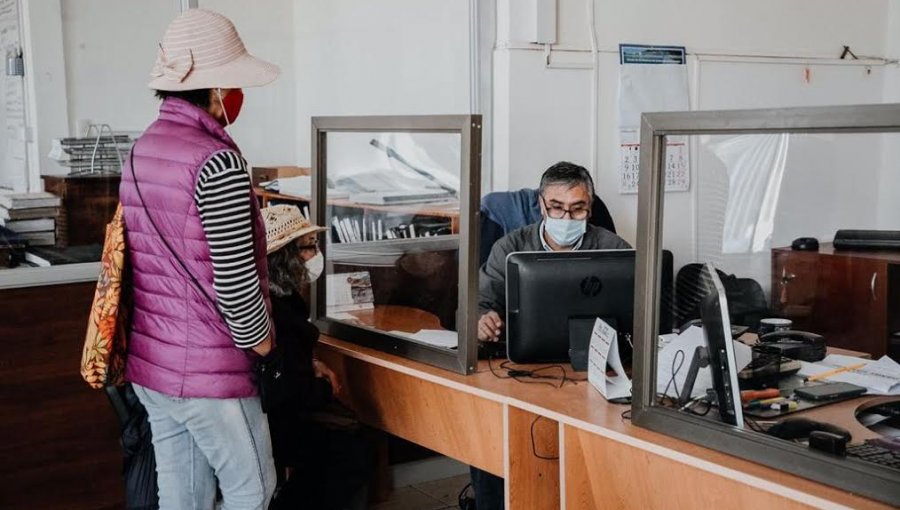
[267,241,308,297]
[538,161,595,199]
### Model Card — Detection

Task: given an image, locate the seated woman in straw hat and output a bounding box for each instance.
[262,205,372,510]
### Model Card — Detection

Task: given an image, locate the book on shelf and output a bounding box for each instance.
[326,271,375,312]
[0,206,59,221]
[19,231,55,247]
[0,191,62,210]
[25,244,102,267]
[1,218,55,233]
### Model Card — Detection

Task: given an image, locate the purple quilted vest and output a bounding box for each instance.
[120,97,271,399]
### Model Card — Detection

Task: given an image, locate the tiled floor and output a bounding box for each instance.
[371,474,470,510]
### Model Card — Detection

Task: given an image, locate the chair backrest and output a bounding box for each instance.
[674,263,770,331]
[478,188,617,266]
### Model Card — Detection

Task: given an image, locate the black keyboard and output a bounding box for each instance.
[846,440,900,470]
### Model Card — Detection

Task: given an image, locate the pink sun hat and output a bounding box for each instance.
[149,8,280,91]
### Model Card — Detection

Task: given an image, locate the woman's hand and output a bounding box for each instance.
[312,359,341,396]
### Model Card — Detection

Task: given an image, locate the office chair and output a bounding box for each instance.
[479,188,617,266]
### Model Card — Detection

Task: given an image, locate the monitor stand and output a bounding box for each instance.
[678,346,710,407]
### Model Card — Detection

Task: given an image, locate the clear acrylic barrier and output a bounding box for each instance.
[633,106,900,506]
[311,116,480,374]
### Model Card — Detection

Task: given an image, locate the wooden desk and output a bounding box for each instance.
[339,304,441,333]
[317,336,896,509]
[255,188,461,234]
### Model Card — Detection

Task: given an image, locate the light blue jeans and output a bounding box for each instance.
[133,384,276,510]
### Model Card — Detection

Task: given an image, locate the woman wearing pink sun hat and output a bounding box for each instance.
[119,8,280,508]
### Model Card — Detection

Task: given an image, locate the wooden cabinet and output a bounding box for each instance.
[772,243,900,358]
[43,175,120,247]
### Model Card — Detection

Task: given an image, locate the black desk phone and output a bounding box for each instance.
[758,330,827,362]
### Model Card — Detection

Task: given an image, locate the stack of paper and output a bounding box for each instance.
[388,329,458,349]
[0,191,60,247]
[798,355,900,395]
[264,176,349,199]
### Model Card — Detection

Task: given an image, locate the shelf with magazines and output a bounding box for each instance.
[254,187,460,238]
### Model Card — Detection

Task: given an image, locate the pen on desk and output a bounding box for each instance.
[741,388,780,403]
[803,362,867,383]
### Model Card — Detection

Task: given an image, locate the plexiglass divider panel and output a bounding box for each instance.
[310,116,481,374]
[632,104,900,506]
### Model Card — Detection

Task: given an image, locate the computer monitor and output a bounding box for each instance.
[505,250,635,363]
[699,262,745,428]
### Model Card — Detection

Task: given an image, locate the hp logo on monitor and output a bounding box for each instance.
[580,276,603,297]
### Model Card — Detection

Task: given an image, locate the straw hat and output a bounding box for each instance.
[150,9,280,91]
[262,205,327,254]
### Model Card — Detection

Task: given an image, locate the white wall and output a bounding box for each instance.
[61,0,298,167]
[199,0,298,167]
[21,0,69,182]
[61,1,175,135]
[879,2,900,230]
[293,0,471,166]
[493,0,895,266]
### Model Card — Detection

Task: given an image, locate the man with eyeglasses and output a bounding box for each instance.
[477,161,630,343]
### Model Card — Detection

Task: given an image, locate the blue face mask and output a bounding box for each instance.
[544,217,586,247]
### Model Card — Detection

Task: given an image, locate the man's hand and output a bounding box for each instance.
[478,311,504,342]
[251,336,273,357]
[313,359,342,395]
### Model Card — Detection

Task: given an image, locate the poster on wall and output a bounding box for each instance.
[617,44,690,194]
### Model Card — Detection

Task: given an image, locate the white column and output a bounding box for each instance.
[21,0,70,189]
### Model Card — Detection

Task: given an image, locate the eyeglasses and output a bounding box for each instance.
[295,238,319,251]
[541,197,590,220]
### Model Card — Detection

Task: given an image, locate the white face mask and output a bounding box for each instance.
[544,217,587,247]
[305,251,324,282]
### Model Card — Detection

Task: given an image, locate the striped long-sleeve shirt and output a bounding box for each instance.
[194,151,270,349]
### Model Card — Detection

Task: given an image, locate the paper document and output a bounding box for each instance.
[798,355,900,396]
[656,326,752,400]
[388,329,458,349]
[326,272,375,312]
[588,319,631,400]
[265,176,350,199]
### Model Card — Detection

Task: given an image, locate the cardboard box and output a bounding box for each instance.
[251,166,309,187]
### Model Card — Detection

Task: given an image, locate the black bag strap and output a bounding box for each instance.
[128,147,230,325]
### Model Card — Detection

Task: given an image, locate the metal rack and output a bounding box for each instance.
[50,124,135,176]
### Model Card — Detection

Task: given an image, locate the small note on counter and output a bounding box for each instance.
[588,318,631,400]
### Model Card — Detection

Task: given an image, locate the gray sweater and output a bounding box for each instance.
[478,222,631,315]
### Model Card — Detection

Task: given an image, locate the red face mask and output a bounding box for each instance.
[219,88,244,126]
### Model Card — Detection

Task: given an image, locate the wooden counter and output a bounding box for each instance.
[317,334,896,509]
[0,282,123,510]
